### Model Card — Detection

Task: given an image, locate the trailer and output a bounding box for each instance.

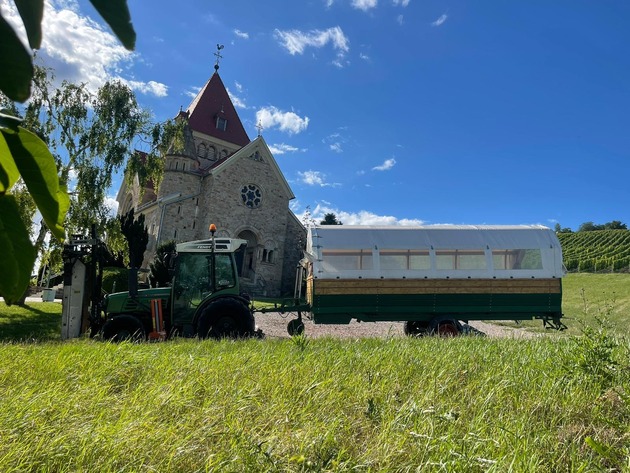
[275,225,566,336]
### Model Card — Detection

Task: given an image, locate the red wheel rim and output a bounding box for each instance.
[437,321,459,337]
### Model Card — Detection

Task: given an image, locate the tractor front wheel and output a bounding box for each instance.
[102,315,146,342]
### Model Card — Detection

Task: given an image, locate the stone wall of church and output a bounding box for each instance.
[152,157,205,244]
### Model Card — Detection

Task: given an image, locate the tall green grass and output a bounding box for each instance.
[0,335,628,471]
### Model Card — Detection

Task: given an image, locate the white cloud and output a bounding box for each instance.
[104,195,119,217]
[330,142,343,153]
[227,87,247,109]
[298,170,340,187]
[185,86,202,99]
[289,199,301,212]
[269,143,305,155]
[256,106,309,134]
[432,14,448,26]
[397,14,404,25]
[359,53,370,61]
[2,0,166,96]
[234,81,243,92]
[323,131,348,152]
[298,203,424,226]
[372,158,396,171]
[125,80,168,97]
[234,29,249,39]
[393,0,410,6]
[352,0,378,12]
[274,26,349,66]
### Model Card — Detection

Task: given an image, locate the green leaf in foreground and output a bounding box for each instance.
[0,14,34,102]
[89,0,136,50]
[1,127,69,242]
[14,0,44,49]
[0,132,20,193]
[0,194,36,304]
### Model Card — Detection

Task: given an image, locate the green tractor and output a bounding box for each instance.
[62,229,262,341]
[93,235,259,341]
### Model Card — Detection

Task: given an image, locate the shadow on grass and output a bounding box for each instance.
[0,302,61,342]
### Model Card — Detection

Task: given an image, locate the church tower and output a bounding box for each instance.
[117,48,305,297]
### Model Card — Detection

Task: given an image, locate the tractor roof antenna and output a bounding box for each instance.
[214,44,224,72]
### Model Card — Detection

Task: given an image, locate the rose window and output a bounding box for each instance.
[241,184,262,208]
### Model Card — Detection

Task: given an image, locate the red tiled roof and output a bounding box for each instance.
[186,73,250,147]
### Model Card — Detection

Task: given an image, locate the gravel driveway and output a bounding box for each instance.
[254,311,539,340]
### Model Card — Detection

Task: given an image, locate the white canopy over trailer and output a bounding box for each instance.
[290,224,567,334]
[305,225,565,280]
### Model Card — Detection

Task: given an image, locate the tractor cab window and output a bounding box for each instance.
[172,252,237,326]
[214,254,236,289]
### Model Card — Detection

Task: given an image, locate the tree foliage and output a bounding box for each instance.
[149,240,176,288]
[320,213,343,225]
[119,209,148,269]
[0,1,136,303]
[578,221,627,232]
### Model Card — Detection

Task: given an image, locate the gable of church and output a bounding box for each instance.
[117,67,305,297]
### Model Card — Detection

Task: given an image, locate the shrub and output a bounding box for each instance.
[102,267,128,294]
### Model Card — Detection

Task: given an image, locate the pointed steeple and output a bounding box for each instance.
[185,71,250,148]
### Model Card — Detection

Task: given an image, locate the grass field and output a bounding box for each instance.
[0,273,629,471]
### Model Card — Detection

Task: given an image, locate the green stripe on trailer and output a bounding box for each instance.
[310,292,561,324]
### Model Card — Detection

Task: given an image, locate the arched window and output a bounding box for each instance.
[197,142,207,158]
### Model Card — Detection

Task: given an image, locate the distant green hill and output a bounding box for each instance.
[557,229,630,272]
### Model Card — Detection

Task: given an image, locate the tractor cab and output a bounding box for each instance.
[170,238,247,333]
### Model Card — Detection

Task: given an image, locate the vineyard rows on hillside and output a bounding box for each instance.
[558,229,630,272]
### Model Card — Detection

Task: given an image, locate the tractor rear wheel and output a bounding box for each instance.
[197,298,254,339]
[102,315,146,342]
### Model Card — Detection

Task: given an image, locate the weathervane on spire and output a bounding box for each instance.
[256,120,263,137]
[214,44,224,72]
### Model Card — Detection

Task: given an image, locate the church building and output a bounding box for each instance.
[116,62,306,297]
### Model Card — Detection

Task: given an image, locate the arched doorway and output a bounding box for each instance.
[236,230,258,280]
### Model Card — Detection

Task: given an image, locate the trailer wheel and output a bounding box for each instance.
[403,321,430,336]
[287,318,305,336]
[102,315,146,342]
[197,298,252,339]
[434,320,460,337]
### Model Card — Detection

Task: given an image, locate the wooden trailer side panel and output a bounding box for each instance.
[306,277,562,324]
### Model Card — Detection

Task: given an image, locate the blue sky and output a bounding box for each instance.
[4,0,630,229]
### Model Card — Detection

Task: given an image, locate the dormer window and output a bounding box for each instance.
[216,116,227,131]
